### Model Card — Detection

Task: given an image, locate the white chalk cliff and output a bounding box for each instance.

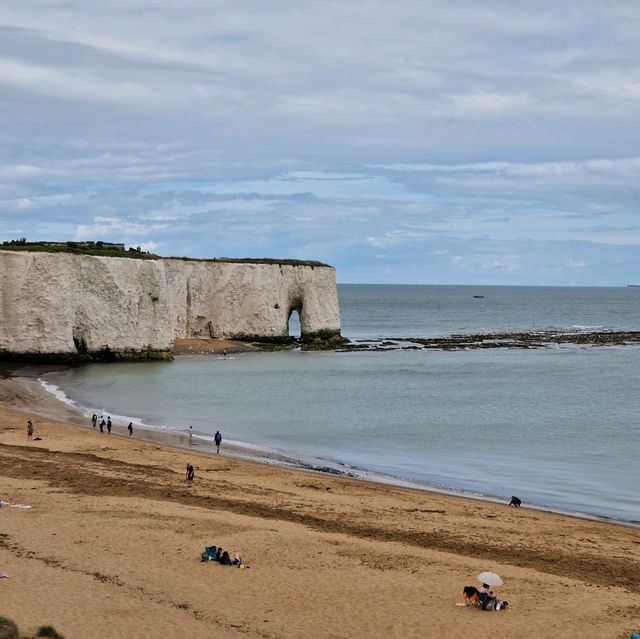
[0,250,341,360]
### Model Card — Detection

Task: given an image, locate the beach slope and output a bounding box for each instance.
[0,378,638,638]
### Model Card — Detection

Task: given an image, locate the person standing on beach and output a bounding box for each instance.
[91,413,98,429]
[127,422,133,437]
[107,417,112,434]
[188,425,193,445]
[99,418,105,433]
[186,463,195,482]
[27,420,34,441]
[214,430,222,454]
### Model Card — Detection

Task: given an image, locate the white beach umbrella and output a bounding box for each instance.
[477,572,504,587]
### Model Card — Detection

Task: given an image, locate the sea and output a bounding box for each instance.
[38,285,640,524]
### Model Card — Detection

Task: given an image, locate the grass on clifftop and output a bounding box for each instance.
[0,241,330,267]
[0,241,159,260]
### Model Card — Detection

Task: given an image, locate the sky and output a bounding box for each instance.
[1,1,639,285]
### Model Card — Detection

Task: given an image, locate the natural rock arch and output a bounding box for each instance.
[287,300,302,338]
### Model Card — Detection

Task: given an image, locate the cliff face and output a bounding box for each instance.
[0,250,341,361]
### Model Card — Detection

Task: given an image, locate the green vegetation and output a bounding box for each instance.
[0,616,64,639]
[251,340,298,351]
[167,256,331,267]
[249,330,346,351]
[300,331,348,350]
[0,239,331,268]
[0,240,159,260]
[0,616,19,639]
[34,626,65,639]
[0,347,173,364]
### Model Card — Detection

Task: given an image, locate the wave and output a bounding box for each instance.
[39,379,80,409]
[39,378,160,433]
[571,325,605,331]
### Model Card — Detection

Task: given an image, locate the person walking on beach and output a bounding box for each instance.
[27,420,34,441]
[127,422,133,437]
[186,463,195,482]
[91,413,98,429]
[107,417,112,434]
[214,430,222,454]
[99,418,105,433]
[188,425,193,445]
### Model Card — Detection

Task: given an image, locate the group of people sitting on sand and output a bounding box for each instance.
[201,545,246,569]
[461,584,508,611]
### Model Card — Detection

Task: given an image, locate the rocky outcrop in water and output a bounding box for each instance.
[339,330,640,351]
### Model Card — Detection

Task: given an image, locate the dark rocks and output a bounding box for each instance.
[336,330,640,352]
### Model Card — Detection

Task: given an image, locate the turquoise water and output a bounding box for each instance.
[41,285,640,523]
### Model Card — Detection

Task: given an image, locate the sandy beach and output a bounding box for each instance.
[0,375,638,639]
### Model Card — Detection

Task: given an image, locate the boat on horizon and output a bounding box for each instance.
[627,284,640,287]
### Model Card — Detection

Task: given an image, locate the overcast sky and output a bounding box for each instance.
[1,1,639,285]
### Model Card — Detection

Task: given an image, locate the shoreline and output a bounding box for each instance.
[8,370,640,530]
[1,375,639,637]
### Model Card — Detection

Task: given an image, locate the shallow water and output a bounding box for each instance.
[40,285,640,523]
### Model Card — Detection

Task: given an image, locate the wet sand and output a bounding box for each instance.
[172,338,259,356]
[0,376,638,638]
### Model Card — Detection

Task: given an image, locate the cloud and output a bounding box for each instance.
[1,1,639,284]
[481,255,524,273]
[0,57,159,105]
[570,70,640,101]
[0,164,48,179]
[566,258,588,272]
[373,157,640,178]
[74,217,168,241]
[447,91,533,116]
[137,241,159,252]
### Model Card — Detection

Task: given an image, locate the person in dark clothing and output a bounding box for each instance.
[214,430,222,454]
[186,463,195,482]
[91,414,98,429]
[106,417,112,434]
[127,422,133,437]
[99,418,105,433]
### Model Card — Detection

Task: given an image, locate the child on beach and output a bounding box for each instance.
[186,463,195,482]
[27,420,34,440]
